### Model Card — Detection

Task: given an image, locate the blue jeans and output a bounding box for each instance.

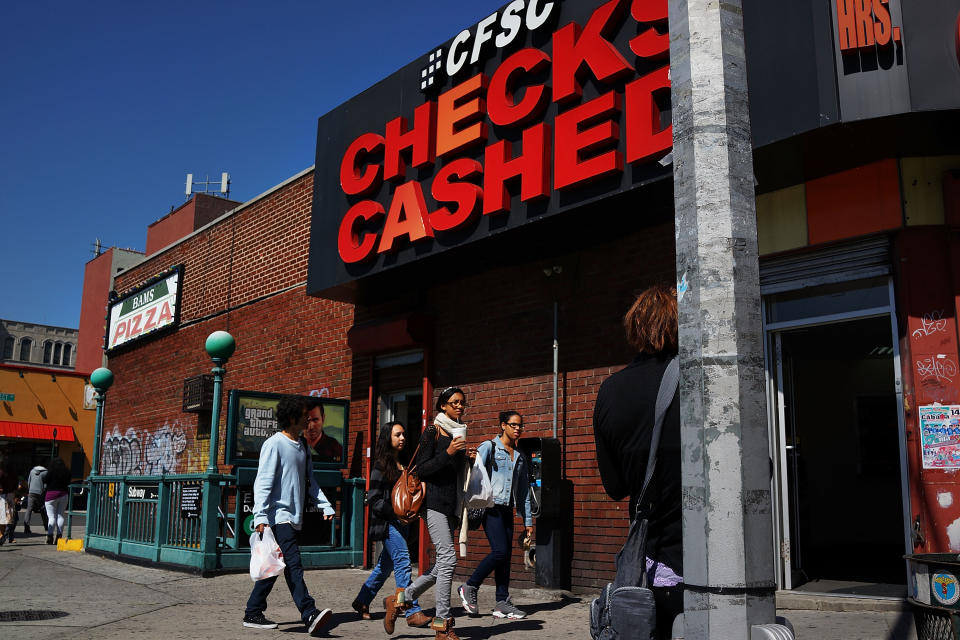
[466,504,514,602]
[245,523,318,624]
[355,522,422,616]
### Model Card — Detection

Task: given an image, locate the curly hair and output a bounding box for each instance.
[623,285,678,355]
[276,396,307,429]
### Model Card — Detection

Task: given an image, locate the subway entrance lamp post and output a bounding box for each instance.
[89,367,114,476]
[205,330,235,474]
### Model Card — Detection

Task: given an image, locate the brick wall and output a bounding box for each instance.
[105,165,677,592]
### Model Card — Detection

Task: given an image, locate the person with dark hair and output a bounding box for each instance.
[242,395,335,636]
[43,457,71,545]
[385,386,476,640]
[458,410,534,619]
[351,422,430,630]
[22,464,48,536]
[593,284,683,640]
[304,398,343,462]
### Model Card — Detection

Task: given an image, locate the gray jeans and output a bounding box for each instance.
[405,509,458,619]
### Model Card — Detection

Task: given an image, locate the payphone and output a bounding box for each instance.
[519,436,572,589]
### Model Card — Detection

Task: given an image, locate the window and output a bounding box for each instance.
[53,342,62,365]
[62,343,72,366]
[19,338,32,361]
[43,341,52,364]
[2,337,13,360]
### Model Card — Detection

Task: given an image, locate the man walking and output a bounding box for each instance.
[243,396,335,635]
[23,465,48,536]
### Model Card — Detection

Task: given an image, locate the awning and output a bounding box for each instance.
[0,421,76,442]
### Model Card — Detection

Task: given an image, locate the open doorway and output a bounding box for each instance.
[776,316,905,590]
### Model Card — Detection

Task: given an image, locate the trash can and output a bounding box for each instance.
[906,553,960,639]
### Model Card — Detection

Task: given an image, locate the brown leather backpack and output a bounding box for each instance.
[390,427,438,523]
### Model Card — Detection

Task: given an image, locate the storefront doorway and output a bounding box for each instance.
[765,276,909,591]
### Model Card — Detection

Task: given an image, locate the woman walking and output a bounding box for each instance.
[384,386,476,640]
[44,457,71,545]
[458,410,534,619]
[351,422,430,629]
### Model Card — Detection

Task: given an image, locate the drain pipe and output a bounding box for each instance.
[552,300,558,439]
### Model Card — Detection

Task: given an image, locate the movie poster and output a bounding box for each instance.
[226,390,347,466]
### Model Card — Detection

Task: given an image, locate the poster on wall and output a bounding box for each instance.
[226,390,348,467]
[105,264,183,353]
[920,405,960,469]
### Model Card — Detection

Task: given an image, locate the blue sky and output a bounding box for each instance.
[0,0,505,329]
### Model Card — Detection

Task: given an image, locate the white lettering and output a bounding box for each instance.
[470,12,499,65]
[496,0,525,48]
[446,29,472,76]
[526,0,555,30]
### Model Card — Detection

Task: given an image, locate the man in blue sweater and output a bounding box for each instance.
[243,395,335,635]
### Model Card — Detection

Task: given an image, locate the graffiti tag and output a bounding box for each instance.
[918,357,959,384]
[913,310,949,339]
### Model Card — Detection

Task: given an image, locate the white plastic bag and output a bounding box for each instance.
[465,454,494,509]
[249,526,285,581]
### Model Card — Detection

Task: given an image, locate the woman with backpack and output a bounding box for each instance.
[458,410,534,620]
[350,421,430,629]
[383,386,476,640]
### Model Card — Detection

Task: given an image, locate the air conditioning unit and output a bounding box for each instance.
[182,374,214,412]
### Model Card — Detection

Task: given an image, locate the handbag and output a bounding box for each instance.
[590,356,679,640]
[391,427,438,523]
[466,437,497,530]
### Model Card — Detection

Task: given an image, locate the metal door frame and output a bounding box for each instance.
[763,277,909,589]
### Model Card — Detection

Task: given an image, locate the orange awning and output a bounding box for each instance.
[0,421,75,442]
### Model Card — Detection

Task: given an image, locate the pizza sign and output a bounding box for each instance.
[106,266,182,352]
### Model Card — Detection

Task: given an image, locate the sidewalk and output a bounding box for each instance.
[0,531,919,639]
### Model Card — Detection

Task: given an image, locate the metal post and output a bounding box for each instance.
[668,1,786,638]
[89,367,114,477]
[552,300,558,439]
[204,331,235,474]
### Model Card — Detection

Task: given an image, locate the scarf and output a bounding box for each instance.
[434,413,471,556]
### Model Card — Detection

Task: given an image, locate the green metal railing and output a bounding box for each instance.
[83,473,364,573]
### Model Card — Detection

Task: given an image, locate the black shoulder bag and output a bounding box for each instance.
[590,356,680,640]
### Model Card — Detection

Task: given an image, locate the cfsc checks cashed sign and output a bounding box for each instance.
[334,0,673,265]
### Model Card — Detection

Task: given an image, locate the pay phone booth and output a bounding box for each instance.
[225,390,363,567]
[519,436,573,589]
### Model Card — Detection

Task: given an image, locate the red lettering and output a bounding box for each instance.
[143,306,158,332]
[629,0,669,59]
[112,320,127,345]
[157,301,173,325]
[873,0,891,46]
[129,313,144,339]
[854,0,875,49]
[488,48,551,128]
[554,91,623,190]
[552,0,633,104]
[625,65,671,163]
[437,74,489,158]
[338,200,385,264]
[430,158,483,231]
[483,123,551,215]
[384,101,436,182]
[339,132,384,196]
[836,0,857,51]
[377,181,434,253]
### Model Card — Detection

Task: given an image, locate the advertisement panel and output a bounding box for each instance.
[225,390,348,467]
[105,265,183,353]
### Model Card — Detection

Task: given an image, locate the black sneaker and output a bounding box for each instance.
[242,612,278,629]
[307,608,332,636]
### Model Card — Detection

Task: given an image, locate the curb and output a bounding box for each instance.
[776,590,909,613]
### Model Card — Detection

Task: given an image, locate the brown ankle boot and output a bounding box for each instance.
[431,617,460,640]
[405,611,431,627]
[383,588,406,635]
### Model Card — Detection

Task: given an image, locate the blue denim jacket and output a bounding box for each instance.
[476,437,533,527]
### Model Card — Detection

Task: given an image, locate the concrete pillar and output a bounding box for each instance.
[668,1,778,638]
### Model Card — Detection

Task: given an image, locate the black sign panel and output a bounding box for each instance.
[179,483,202,519]
[126,484,159,501]
[308,0,673,297]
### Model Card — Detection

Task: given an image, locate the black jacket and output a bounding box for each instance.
[367,465,399,541]
[593,352,683,575]
[415,424,467,518]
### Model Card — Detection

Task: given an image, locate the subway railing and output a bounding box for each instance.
[82,474,364,573]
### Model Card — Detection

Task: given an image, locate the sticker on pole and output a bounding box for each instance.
[932,571,960,605]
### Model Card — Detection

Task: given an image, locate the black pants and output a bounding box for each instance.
[652,584,684,640]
